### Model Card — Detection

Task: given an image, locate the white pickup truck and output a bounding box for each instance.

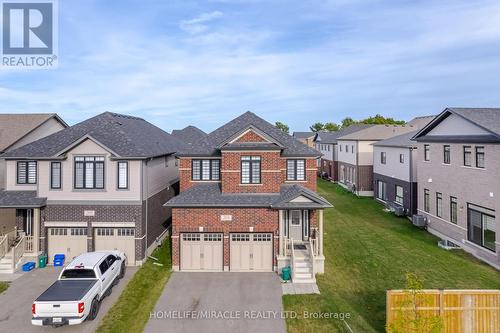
[31,251,127,327]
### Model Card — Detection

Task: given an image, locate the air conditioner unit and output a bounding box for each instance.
[394,206,406,217]
[412,214,427,229]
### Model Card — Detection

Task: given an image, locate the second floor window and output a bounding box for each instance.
[443,145,450,164]
[287,159,305,181]
[424,144,430,161]
[118,162,128,189]
[17,161,37,184]
[74,156,104,189]
[192,159,220,181]
[380,152,386,164]
[241,156,260,184]
[475,146,485,168]
[463,146,472,166]
[50,162,61,189]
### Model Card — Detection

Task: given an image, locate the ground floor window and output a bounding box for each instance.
[377,181,387,201]
[424,189,430,212]
[395,185,403,205]
[467,203,496,252]
[450,196,458,224]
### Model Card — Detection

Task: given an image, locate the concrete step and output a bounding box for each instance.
[292,278,316,284]
[294,261,312,268]
[295,266,312,274]
[295,272,313,279]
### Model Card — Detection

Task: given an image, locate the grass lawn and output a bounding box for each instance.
[283,179,500,333]
[95,238,172,333]
[0,282,8,294]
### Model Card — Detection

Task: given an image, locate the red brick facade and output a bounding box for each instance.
[173,129,320,270]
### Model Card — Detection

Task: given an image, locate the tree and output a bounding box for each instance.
[361,114,405,125]
[309,122,325,132]
[341,117,357,128]
[275,121,289,133]
[324,122,340,132]
[387,272,443,333]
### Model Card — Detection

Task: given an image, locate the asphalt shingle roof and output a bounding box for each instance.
[373,131,419,148]
[171,126,207,145]
[0,113,66,152]
[0,190,46,208]
[313,124,374,144]
[2,112,187,159]
[292,132,315,139]
[165,183,332,208]
[177,112,321,157]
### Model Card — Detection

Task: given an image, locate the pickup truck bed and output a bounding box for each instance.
[36,280,98,302]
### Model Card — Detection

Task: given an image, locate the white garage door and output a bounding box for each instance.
[230,233,273,272]
[94,228,136,265]
[47,227,88,264]
[180,233,223,271]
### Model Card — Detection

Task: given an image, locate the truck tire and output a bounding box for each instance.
[87,298,100,321]
[119,262,126,279]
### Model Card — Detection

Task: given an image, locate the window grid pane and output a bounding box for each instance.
[51,162,61,189]
[118,162,128,189]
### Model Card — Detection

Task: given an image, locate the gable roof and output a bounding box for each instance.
[2,112,187,159]
[177,111,321,157]
[0,113,67,152]
[313,124,373,144]
[337,124,420,141]
[292,131,315,139]
[413,108,500,142]
[373,130,419,148]
[171,125,207,145]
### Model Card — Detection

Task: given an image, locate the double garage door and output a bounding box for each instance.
[179,232,273,272]
[47,227,135,265]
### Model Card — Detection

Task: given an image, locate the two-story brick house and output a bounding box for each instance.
[0,112,185,272]
[165,112,332,283]
[413,108,499,269]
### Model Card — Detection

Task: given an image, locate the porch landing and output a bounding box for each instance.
[281,282,320,295]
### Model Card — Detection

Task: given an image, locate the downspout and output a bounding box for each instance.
[409,147,414,216]
[144,158,150,258]
[356,141,360,195]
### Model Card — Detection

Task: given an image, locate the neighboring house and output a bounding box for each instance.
[0,113,68,189]
[313,125,373,181]
[413,108,500,269]
[0,114,67,238]
[0,112,185,273]
[293,131,315,148]
[372,131,419,216]
[372,116,435,216]
[337,119,431,196]
[165,112,332,283]
[171,125,207,145]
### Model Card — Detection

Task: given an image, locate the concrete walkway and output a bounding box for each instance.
[145,272,286,333]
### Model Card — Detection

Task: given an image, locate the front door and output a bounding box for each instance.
[289,210,302,241]
[23,209,33,236]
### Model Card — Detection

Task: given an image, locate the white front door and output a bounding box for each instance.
[289,210,302,241]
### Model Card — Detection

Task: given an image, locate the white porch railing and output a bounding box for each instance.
[11,235,25,271]
[0,235,8,260]
[25,235,34,253]
[308,239,316,277]
[311,227,319,256]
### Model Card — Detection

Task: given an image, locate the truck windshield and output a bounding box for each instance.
[60,269,96,279]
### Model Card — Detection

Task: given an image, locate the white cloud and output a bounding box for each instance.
[179,11,223,34]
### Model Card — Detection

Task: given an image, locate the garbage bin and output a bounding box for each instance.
[38,254,47,268]
[282,266,291,281]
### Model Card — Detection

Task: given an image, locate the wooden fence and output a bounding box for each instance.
[387,289,500,333]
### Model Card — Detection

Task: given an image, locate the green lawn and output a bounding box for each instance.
[0,282,8,294]
[283,179,500,333]
[95,238,172,333]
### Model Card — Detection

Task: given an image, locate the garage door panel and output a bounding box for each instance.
[47,228,88,264]
[94,228,135,265]
[180,233,222,271]
[230,233,272,272]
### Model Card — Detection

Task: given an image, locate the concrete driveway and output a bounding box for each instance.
[0,265,137,333]
[144,272,286,333]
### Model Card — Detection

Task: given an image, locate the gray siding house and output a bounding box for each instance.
[413,108,500,269]
[0,112,185,272]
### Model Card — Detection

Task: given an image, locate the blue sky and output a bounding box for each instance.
[2,0,500,132]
